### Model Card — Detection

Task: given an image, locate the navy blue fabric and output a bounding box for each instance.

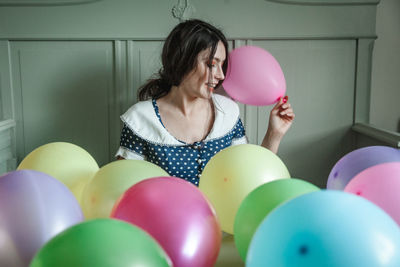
[119,99,246,186]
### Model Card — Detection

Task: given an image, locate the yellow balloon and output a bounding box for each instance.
[17,142,99,204]
[198,144,290,234]
[81,159,168,219]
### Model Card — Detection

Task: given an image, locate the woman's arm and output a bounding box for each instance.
[261,96,295,154]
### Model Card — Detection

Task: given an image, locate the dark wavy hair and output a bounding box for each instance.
[138,19,229,101]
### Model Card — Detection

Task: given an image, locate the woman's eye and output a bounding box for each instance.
[208,60,217,68]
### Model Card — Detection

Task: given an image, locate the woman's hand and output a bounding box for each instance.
[261,96,295,153]
[269,96,295,137]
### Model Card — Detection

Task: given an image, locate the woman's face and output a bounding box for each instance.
[180,41,226,99]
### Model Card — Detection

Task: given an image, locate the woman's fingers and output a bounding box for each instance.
[272,97,284,110]
[271,96,287,113]
[279,104,295,120]
[271,96,294,122]
[280,109,294,116]
[281,111,295,118]
[280,103,291,110]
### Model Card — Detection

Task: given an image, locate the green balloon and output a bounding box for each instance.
[30,219,172,267]
[233,178,320,261]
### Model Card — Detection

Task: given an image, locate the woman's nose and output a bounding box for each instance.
[215,65,225,80]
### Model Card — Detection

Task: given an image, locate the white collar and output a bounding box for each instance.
[121,94,241,146]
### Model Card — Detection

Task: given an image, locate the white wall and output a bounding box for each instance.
[370,0,400,132]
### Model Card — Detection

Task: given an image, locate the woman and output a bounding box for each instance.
[116,19,294,186]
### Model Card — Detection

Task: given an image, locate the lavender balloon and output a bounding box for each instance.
[327,146,400,190]
[0,170,84,267]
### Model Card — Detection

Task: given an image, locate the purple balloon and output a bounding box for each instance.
[327,146,400,190]
[0,170,84,267]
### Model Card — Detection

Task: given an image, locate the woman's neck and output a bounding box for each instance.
[156,85,215,144]
[161,86,211,117]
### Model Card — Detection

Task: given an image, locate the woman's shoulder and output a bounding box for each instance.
[122,99,153,118]
[212,93,240,115]
[207,93,243,140]
[120,99,182,146]
[120,99,155,134]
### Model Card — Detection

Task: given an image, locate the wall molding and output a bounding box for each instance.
[171,0,196,21]
[1,35,378,42]
[352,123,400,147]
[0,119,15,132]
[0,0,101,6]
[266,0,379,5]
[354,38,375,124]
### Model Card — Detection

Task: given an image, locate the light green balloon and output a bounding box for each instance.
[234,178,320,261]
[199,144,291,234]
[81,159,168,219]
[17,142,99,205]
[30,219,172,267]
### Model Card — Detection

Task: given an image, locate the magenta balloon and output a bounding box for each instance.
[345,162,400,226]
[111,176,221,267]
[0,170,84,267]
[327,146,400,190]
[222,45,286,106]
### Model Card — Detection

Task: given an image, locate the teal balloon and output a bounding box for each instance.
[247,190,400,267]
[30,219,172,267]
[234,178,319,261]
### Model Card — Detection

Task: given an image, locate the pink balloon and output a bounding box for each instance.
[111,177,221,267]
[344,162,400,225]
[222,45,286,106]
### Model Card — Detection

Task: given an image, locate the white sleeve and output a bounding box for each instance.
[115,147,146,160]
[231,136,249,146]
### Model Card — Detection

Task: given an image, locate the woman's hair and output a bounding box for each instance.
[138,19,229,101]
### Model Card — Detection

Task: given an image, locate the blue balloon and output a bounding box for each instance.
[247,190,400,267]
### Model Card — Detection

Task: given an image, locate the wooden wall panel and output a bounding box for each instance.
[11,41,114,166]
[0,41,16,171]
[218,39,357,187]
[0,1,386,188]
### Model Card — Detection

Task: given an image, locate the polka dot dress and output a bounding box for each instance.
[119,99,246,186]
